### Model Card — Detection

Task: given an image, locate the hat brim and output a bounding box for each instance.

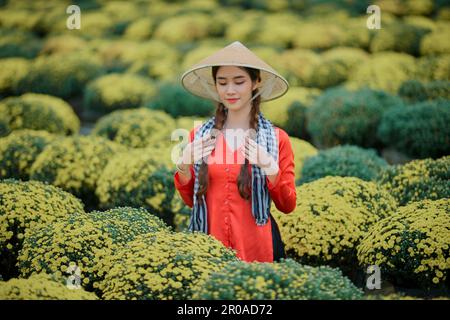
[181,63,289,103]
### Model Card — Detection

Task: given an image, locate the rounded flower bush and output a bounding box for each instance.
[88,207,171,245]
[17,212,115,294]
[0,57,30,96]
[29,135,125,207]
[0,179,85,280]
[357,199,449,291]
[0,93,80,135]
[96,148,179,227]
[146,82,215,118]
[193,259,363,300]
[416,54,450,82]
[273,176,397,274]
[289,137,318,183]
[0,273,98,300]
[0,130,56,180]
[347,52,416,93]
[306,87,404,148]
[99,231,238,300]
[83,73,157,113]
[16,53,104,98]
[398,80,450,103]
[298,145,389,185]
[377,99,450,159]
[264,86,321,129]
[377,156,450,206]
[91,108,176,148]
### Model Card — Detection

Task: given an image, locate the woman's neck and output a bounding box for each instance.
[223,105,254,131]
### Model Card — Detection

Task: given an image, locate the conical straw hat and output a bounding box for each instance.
[181,41,289,103]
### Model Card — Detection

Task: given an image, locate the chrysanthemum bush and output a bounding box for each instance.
[0,179,84,280]
[357,199,450,291]
[0,130,56,180]
[415,54,450,82]
[0,273,98,300]
[0,57,30,96]
[88,207,171,245]
[263,86,321,130]
[91,108,176,148]
[0,29,41,59]
[273,176,397,274]
[288,137,318,183]
[306,87,404,149]
[377,99,450,159]
[29,135,125,208]
[17,212,115,295]
[192,259,364,300]
[83,73,157,113]
[346,52,417,93]
[16,53,104,98]
[298,145,388,185]
[0,93,80,136]
[376,156,450,206]
[99,231,238,300]
[96,148,182,227]
[398,80,450,103]
[146,82,215,118]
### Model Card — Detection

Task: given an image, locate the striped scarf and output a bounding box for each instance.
[189,112,278,233]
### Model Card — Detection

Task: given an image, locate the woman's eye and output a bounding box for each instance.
[218,82,245,86]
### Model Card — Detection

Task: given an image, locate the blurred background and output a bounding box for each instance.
[0,0,449,300]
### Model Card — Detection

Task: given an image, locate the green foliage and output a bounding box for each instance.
[377,99,450,158]
[146,82,215,118]
[299,145,388,184]
[306,87,404,148]
[0,29,41,59]
[398,80,450,103]
[193,259,364,300]
[369,23,429,55]
[0,57,31,96]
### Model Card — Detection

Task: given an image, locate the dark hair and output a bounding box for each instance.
[195,66,262,204]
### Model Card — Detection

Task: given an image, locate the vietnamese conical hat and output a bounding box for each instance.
[180,41,289,103]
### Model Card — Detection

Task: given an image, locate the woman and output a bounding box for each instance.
[174,41,296,263]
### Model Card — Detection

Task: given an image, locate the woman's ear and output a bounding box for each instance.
[252,79,261,91]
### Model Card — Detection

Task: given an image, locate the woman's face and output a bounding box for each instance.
[215,66,258,111]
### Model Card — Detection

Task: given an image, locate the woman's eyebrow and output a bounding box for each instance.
[217,75,246,80]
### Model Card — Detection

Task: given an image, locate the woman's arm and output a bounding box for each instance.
[173,127,196,208]
[266,128,297,214]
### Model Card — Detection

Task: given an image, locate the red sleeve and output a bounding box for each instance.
[266,128,296,214]
[173,126,197,208]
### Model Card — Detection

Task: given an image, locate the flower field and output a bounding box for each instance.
[0,0,449,300]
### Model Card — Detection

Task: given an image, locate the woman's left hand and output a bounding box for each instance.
[241,135,279,176]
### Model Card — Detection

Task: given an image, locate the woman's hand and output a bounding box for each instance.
[241,135,279,176]
[178,133,217,170]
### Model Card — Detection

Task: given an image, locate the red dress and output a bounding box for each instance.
[174,125,296,262]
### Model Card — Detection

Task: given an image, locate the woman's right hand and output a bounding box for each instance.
[178,133,217,170]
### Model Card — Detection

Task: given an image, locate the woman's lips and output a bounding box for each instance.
[226,98,239,104]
